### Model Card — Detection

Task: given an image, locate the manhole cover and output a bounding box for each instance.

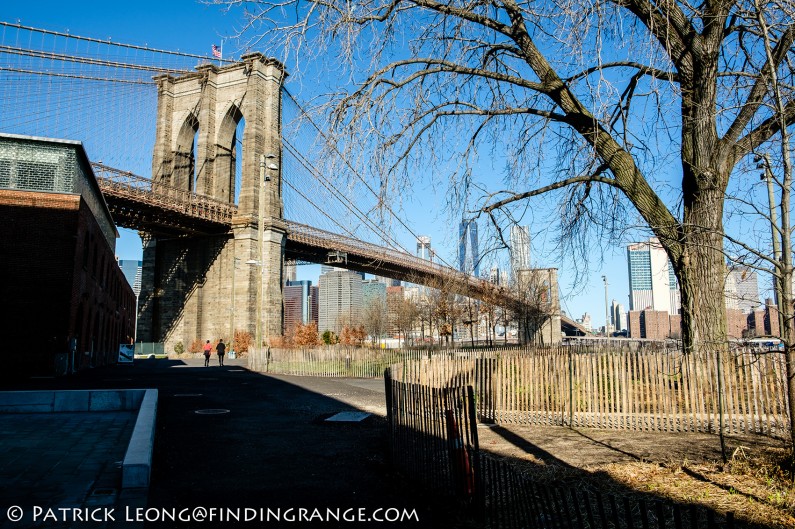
[91,488,116,496]
[174,393,203,397]
[325,411,371,423]
[194,409,230,415]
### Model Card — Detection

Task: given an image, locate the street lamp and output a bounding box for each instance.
[602,275,610,337]
[757,154,785,333]
[248,153,277,367]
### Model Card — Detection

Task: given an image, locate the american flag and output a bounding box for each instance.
[212,44,221,59]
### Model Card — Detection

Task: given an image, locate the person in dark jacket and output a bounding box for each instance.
[216,339,226,366]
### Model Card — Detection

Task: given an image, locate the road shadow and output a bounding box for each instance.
[0,357,457,528]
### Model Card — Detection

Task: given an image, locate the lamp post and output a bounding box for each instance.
[248,153,276,369]
[602,275,610,337]
[229,257,240,356]
[757,154,785,334]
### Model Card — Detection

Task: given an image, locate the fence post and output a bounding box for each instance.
[466,385,485,522]
[384,367,394,467]
[716,349,727,461]
[568,348,574,428]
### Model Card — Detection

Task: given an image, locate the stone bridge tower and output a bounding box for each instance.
[137,53,285,353]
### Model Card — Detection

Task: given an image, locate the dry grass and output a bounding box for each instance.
[511,445,795,528]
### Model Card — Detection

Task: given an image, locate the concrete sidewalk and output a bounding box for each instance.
[0,358,458,528]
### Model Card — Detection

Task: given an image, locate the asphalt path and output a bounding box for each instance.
[2,358,463,528]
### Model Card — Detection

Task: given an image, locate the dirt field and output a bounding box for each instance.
[478,424,782,467]
[479,424,795,528]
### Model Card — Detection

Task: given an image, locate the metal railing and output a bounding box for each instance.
[91,163,526,306]
[92,162,236,224]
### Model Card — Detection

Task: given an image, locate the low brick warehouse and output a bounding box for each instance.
[0,134,135,377]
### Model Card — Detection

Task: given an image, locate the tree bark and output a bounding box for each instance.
[675,198,728,356]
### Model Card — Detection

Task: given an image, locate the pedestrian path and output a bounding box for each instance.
[1,358,456,528]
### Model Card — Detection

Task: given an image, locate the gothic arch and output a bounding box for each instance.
[216,104,244,204]
[174,113,199,191]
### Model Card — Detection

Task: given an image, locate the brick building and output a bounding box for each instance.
[726,309,747,339]
[0,134,135,376]
[627,309,678,340]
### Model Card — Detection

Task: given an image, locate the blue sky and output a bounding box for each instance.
[2,0,638,328]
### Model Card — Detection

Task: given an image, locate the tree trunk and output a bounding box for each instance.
[675,227,728,356]
[674,54,728,357]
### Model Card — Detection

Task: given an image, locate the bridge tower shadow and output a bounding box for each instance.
[137,53,286,351]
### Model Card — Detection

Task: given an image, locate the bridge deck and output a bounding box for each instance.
[94,163,586,335]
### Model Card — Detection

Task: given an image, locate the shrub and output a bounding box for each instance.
[322,330,338,345]
[294,322,322,347]
[233,329,253,353]
[188,338,203,354]
[173,341,185,355]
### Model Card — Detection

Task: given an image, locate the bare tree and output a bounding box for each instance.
[362,297,388,345]
[394,295,420,347]
[513,269,560,345]
[214,0,794,359]
[719,0,795,440]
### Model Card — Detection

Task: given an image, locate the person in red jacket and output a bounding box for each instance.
[203,340,212,367]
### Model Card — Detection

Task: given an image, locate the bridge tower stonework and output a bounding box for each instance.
[137,53,286,353]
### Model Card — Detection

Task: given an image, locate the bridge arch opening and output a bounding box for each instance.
[217,104,244,205]
[174,113,199,192]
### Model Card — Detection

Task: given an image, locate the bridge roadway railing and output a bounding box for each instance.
[92,163,235,224]
[90,162,514,303]
[284,220,505,299]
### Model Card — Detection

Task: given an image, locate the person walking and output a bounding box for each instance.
[216,339,226,366]
[203,340,212,367]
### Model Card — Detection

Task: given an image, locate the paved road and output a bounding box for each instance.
[2,358,461,528]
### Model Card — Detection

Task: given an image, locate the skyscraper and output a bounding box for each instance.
[489,266,502,285]
[627,238,679,315]
[458,220,480,276]
[611,299,627,332]
[318,270,363,334]
[510,225,531,278]
[725,265,760,313]
[284,262,297,282]
[284,280,314,335]
[118,259,142,297]
[417,236,432,261]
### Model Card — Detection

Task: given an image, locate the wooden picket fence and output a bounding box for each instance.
[383,373,479,498]
[389,346,789,437]
[383,369,738,529]
[251,344,790,437]
[249,347,428,378]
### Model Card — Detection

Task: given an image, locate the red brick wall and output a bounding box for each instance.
[641,310,670,340]
[765,304,781,337]
[725,309,747,339]
[669,314,682,339]
[748,310,766,337]
[0,190,135,376]
[628,311,642,338]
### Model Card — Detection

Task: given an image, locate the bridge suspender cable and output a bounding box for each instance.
[0,45,191,74]
[283,88,459,270]
[0,21,232,62]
